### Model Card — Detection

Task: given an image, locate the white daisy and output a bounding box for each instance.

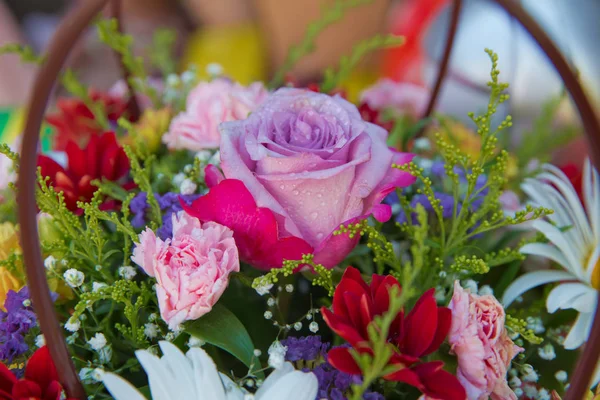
[503,160,599,351]
[102,341,318,400]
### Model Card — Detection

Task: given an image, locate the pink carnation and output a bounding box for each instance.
[131,212,239,329]
[163,78,268,151]
[360,78,429,118]
[448,281,523,400]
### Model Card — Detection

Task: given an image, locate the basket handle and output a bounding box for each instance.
[18,0,116,398]
[17,0,600,399]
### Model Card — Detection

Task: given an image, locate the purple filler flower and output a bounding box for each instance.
[0,287,54,363]
[130,192,200,240]
[281,335,329,362]
[282,337,384,400]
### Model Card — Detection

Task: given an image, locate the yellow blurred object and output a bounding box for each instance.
[338,68,379,104]
[180,23,268,85]
[125,108,172,153]
[0,268,22,310]
[433,119,482,159]
[0,222,20,260]
[48,276,74,302]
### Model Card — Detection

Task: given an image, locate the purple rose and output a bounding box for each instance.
[219,88,415,267]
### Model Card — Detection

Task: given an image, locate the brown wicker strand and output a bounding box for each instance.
[420,0,463,122]
[17,0,111,398]
[110,0,141,120]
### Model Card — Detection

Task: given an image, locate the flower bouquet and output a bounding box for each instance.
[0,1,598,400]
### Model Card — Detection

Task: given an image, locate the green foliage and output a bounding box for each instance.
[150,29,177,77]
[97,19,160,107]
[71,279,154,347]
[122,144,162,228]
[61,69,110,129]
[505,314,544,344]
[347,285,409,400]
[390,50,552,286]
[185,303,259,373]
[269,0,373,88]
[515,94,579,170]
[320,34,404,92]
[0,43,44,64]
[253,254,335,296]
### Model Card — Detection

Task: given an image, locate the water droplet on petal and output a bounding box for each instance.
[279,184,285,190]
[293,190,300,196]
[316,233,324,240]
[317,193,323,198]
[310,212,318,220]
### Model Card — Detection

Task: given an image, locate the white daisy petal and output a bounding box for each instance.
[585,245,600,284]
[520,243,570,271]
[564,311,594,350]
[503,270,574,307]
[158,341,196,399]
[256,369,319,400]
[531,220,585,279]
[255,362,294,396]
[546,283,591,313]
[135,350,175,400]
[102,372,148,400]
[583,159,600,241]
[187,347,228,399]
[569,289,598,313]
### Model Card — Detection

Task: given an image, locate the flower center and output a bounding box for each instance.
[592,256,600,290]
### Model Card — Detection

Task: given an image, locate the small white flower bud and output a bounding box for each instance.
[554,370,567,383]
[35,334,45,348]
[285,284,294,293]
[44,255,56,270]
[63,269,85,288]
[118,266,137,280]
[253,349,262,357]
[309,322,319,333]
[206,63,223,76]
[65,318,81,332]
[267,298,276,307]
[255,283,273,296]
[180,178,198,195]
[263,311,273,320]
[267,341,287,369]
[188,336,205,348]
[294,322,302,331]
[88,333,107,351]
[144,323,158,339]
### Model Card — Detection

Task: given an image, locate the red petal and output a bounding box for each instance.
[326,347,362,375]
[384,366,425,390]
[12,380,42,399]
[415,362,466,400]
[402,289,437,357]
[25,346,59,391]
[321,307,368,347]
[422,307,452,356]
[183,179,313,270]
[77,175,96,202]
[113,148,130,180]
[43,380,64,400]
[333,271,370,320]
[65,140,87,179]
[373,275,401,316]
[0,364,16,395]
[85,134,100,178]
[37,155,65,181]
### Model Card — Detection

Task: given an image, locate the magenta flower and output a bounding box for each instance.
[131,212,239,329]
[213,88,415,268]
[448,281,523,400]
[163,78,268,151]
[360,79,429,119]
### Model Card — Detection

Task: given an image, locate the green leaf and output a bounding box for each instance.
[185,303,259,374]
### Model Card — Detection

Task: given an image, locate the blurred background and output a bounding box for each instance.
[0,0,598,158]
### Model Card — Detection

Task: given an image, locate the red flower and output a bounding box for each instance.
[0,346,77,400]
[322,267,465,400]
[183,179,313,270]
[37,131,131,212]
[559,163,583,200]
[46,91,129,151]
[358,102,394,132]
